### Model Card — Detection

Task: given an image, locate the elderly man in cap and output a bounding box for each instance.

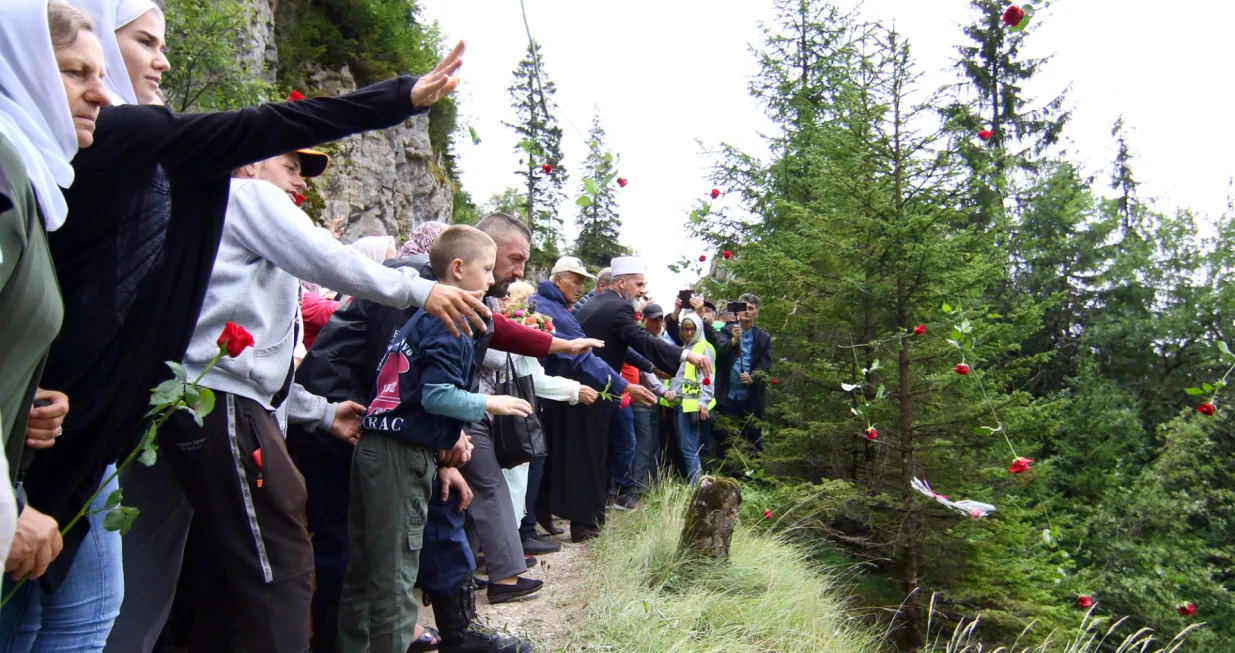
[559,256,712,540]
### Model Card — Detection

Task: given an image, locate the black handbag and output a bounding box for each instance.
[491,354,546,468]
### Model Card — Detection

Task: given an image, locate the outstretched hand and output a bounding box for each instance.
[424,285,489,337]
[686,351,714,378]
[411,41,465,108]
[550,337,605,356]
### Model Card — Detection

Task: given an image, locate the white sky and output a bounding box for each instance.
[421,0,1235,303]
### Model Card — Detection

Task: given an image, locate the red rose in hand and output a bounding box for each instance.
[293,193,307,207]
[702,377,711,386]
[287,90,305,101]
[542,163,553,174]
[1008,457,1034,474]
[1179,602,1196,617]
[723,250,733,259]
[217,322,255,358]
[864,427,878,441]
[1077,595,1094,609]
[978,129,993,141]
[617,177,628,187]
[954,363,971,375]
[913,324,926,335]
[710,188,721,199]
[620,394,632,409]
[763,509,773,519]
[1198,402,1216,416]
[1002,5,1026,27]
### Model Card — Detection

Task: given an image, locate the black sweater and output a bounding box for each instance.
[30,76,423,591]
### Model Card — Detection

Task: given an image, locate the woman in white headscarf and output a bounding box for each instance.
[0,0,110,650]
[74,0,167,106]
[348,234,398,264]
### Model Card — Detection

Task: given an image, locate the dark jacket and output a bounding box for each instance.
[363,310,477,450]
[533,280,628,392]
[715,323,773,416]
[575,289,683,378]
[28,76,425,590]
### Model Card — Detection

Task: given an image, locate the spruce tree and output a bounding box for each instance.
[572,115,627,269]
[505,42,566,270]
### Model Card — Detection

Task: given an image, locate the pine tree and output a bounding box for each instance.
[572,114,627,269]
[505,42,566,270]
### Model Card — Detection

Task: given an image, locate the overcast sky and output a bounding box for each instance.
[420,0,1235,304]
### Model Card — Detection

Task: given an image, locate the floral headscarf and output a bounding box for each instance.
[399,220,448,257]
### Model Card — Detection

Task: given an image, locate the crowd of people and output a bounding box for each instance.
[0,1,773,652]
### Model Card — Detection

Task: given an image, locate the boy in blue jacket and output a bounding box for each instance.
[337,225,533,653]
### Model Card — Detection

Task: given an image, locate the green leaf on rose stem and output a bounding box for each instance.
[1022,2,1034,12]
[150,379,185,407]
[575,195,593,207]
[689,210,703,224]
[870,359,880,371]
[117,507,140,535]
[942,303,953,314]
[959,320,971,334]
[468,125,481,145]
[841,383,859,392]
[951,328,963,341]
[947,339,961,349]
[104,487,123,510]
[1219,341,1232,357]
[103,506,141,535]
[964,339,975,352]
[876,384,886,399]
[602,173,616,187]
[1203,383,1214,393]
[139,440,158,467]
[1185,387,1206,396]
[584,178,600,196]
[603,152,613,164]
[850,407,860,416]
[975,426,995,436]
[194,387,216,421]
[166,361,187,382]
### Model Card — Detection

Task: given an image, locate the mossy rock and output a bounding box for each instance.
[680,476,743,561]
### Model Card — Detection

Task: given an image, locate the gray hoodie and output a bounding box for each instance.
[182,178,435,431]
[669,312,716,409]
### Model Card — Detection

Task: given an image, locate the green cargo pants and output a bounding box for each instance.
[336,434,436,653]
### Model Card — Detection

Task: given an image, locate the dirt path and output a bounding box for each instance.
[417,518,590,652]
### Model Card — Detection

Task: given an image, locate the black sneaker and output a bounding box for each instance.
[487,576,543,604]
[522,533,561,555]
[612,494,640,511]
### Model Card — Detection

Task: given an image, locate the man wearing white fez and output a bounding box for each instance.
[554,256,713,540]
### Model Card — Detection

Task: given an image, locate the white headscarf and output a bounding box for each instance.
[680,312,705,347]
[349,235,397,264]
[73,0,160,106]
[0,0,79,231]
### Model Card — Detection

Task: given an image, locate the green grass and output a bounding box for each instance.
[569,481,880,652]
[569,480,1202,653]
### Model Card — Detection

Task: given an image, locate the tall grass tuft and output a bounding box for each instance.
[571,481,880,652]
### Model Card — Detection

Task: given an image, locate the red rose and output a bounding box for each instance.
[699,254,707,262]
[864,427,878,441]
[620,394,632,409]
[1179,602,1196,617]
[1198,402,1216,416]
[1008,457,1034,474]
[287,90,305,101]
[617,177,628,187]
[913,324,926,335]
[542,163,553,174]
[710,188,721,199]
[702,377,711,386]
[217,322,255,358]
[770,378,779,385]
[954,363,971,375]
[763,509,773,519]
[723,250,733,259]
[978,129,993,141]
[293,193,307,207]
[1002,5,1025,27]
[1077,595,1094,609]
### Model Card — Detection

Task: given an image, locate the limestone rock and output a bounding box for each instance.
[680,476,743,561]
[234,0,278,83]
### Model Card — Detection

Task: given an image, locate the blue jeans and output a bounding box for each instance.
[676,412,703,484]
[631,406,660,493]
[606,404,636,494]
[0,466,124,652]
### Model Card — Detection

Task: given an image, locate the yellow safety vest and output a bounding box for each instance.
[680,340,716,412]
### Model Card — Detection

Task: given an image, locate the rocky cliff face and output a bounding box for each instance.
[234,0,453,241]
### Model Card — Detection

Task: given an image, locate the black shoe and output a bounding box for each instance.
[487,576,543,604]
[536,509,563,536]
[524,555,538,569]
[570,524,600,543]
[522,533,561,555]
[426,574,533,653]
[612,494,640,511]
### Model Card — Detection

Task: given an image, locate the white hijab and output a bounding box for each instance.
[72,0,161,106]
[0,0,79,231]
[349,236,397,264]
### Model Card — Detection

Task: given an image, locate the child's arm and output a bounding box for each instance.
[417,324,488,422]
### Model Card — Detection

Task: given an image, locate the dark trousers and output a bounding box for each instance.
[518,456,546,541]
[606,404,636,494]
[157,392,314,653]
[461,418,527,581]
